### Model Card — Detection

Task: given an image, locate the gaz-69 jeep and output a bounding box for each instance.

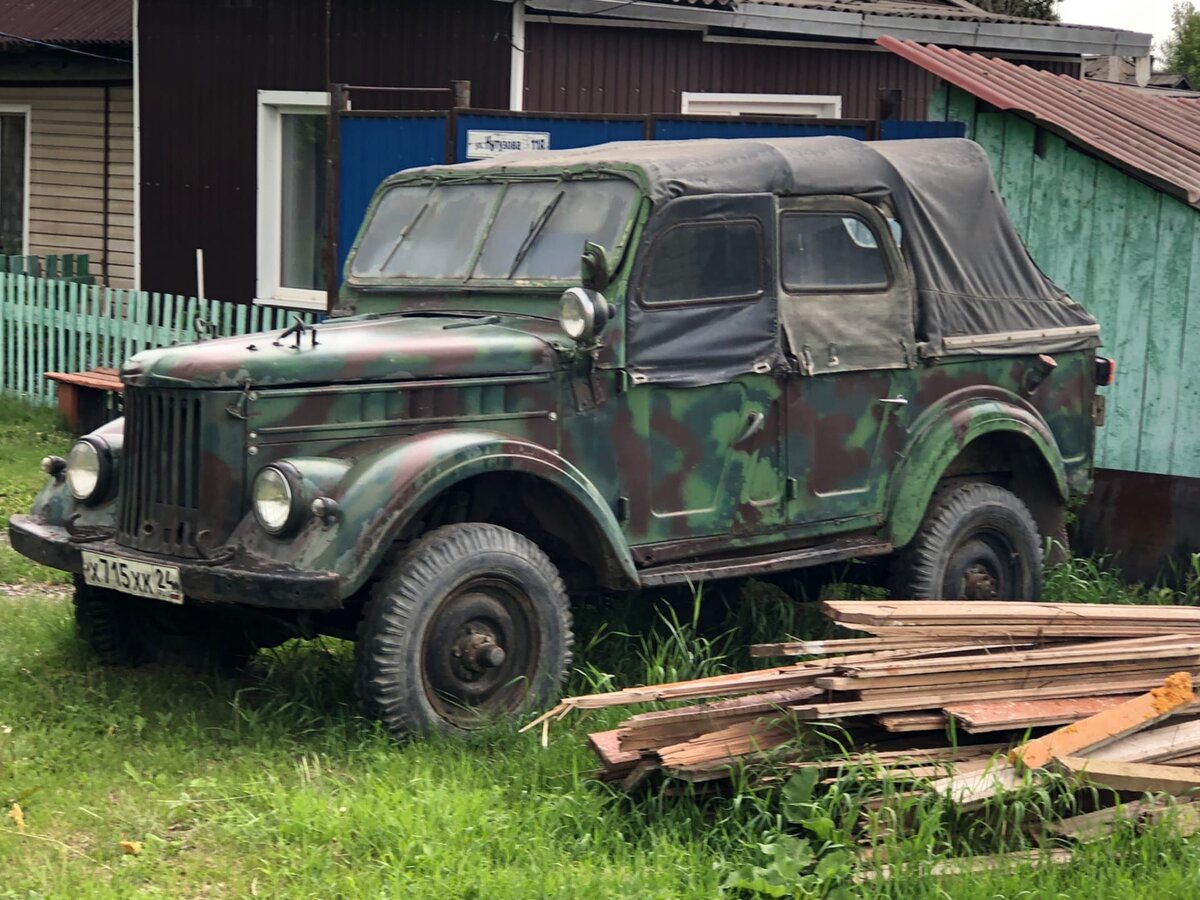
[10,137,1111,736]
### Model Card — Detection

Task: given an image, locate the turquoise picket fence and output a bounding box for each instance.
[0,272,316,406]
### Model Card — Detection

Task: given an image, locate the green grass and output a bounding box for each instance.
[0,397,74,585]
[5,586,1200,898]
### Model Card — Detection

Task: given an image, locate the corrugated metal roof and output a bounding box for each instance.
[0,0,132,46]
[879,37,1200,208]
[651,0,1044,24]
[742,0,1033,23]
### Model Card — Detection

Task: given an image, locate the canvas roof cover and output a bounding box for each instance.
[409,136,1099,356]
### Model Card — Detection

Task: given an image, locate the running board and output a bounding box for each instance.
[637,537,894,588]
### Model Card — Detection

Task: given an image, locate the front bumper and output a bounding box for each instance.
[9,515,343,610]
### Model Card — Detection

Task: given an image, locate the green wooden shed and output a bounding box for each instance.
[882,38,1200,581]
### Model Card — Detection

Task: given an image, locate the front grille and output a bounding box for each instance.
[117,388,207,557]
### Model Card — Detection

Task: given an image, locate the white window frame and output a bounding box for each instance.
[0,103,32,256]
[255,89,329,310]
[680,92,842,119]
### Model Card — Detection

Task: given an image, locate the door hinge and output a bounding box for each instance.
[1092,394,1107,427]
[786,477,799,501]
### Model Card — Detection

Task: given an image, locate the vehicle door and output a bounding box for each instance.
[777,196,916,531]
[622,193,787,550]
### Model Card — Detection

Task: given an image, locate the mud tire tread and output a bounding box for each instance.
[892,482,1043,600]
[356,523,573,738]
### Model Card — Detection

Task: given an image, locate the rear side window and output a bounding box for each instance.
[781,213,890,292]
[642,220,763,305]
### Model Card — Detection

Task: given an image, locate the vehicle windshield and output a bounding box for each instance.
[349,178,639,283]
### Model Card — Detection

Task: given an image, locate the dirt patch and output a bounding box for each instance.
[0,582,71,599]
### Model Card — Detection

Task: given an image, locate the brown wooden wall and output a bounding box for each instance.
[523,22,1081,120]
[139,0,511,304]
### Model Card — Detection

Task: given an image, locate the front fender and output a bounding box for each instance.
[884,391,1068,549]
[241,429,637,598]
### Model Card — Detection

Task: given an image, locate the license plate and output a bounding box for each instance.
[81,551,183,604]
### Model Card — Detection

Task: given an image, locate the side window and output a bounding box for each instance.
[780,213,891,292]
[642,220,763,304]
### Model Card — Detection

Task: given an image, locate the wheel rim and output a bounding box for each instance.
[942,533,1021,600]
[421,576,540,729]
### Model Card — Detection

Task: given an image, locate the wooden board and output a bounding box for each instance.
[792,677,1186,720]
[945,695,1136,734]
[818,660,1193,693]
[1012,674,1194,770]
[617,687,821,752]
[929,763,1023,809]
[876,711,946,733]
[1054,756,1200,795]
[1088,718,1200,764]
[824,601,1200,625]
[658,718,799,769]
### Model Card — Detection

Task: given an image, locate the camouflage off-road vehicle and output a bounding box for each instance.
[11,137,1111,736]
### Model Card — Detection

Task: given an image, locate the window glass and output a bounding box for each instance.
[475,179,638,279]
[350,186,432,276]
[0,112,26,257]
[781,212,890,292]
[361,183,502,279]
[642,220,763,304]
[350,179,638,282]
[279,113,327,291]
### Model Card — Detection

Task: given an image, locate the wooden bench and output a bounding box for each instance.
[45,367,123,434]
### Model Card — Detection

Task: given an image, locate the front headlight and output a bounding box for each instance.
[66,438,112,503]
[252,465,303,535]
[558,287,612,343]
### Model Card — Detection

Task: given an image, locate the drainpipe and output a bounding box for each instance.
[132,0,141,289]
[510,0,526,111]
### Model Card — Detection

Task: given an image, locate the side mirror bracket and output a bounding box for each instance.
[581,242,610,293]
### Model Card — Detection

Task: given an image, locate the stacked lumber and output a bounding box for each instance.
[524,600,1200,787]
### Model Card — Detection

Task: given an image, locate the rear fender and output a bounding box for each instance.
[885,391,1067,548]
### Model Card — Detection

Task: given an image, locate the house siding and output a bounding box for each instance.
[523,22,1082,119]
[0,84,134,287]
[138,0,510,305]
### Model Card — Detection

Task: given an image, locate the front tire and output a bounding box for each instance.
[356,524,573,738]
[891,483,1043,600]
[72,579,257,668]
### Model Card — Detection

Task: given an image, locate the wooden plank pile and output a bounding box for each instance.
[525,601,1200,795]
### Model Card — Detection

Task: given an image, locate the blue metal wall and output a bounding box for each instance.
[880,120,966,140]
[453,113,646,163]
[337,115,448,273]
[652,118,866,141]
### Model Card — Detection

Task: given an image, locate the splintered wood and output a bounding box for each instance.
[528,600,1200,796]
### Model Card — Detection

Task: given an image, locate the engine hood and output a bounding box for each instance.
[121,314,568,389]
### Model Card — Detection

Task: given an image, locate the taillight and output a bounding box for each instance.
[1095,357,1116,386]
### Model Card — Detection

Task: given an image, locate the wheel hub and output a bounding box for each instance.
[422,580,538,728]
[962,563,999,600]
[452,628,508,677]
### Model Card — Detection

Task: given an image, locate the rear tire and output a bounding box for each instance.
[891,483,1042,600]
[356,523,573,738]
[72,578,257,669]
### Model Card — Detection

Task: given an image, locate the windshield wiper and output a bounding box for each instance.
[508,189,565,278]
[378,199,432,274]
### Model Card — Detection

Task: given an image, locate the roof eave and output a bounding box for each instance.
[526,0,1152,57]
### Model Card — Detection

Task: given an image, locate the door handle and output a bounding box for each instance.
[877,396,908,407]
[733,411,766,447]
